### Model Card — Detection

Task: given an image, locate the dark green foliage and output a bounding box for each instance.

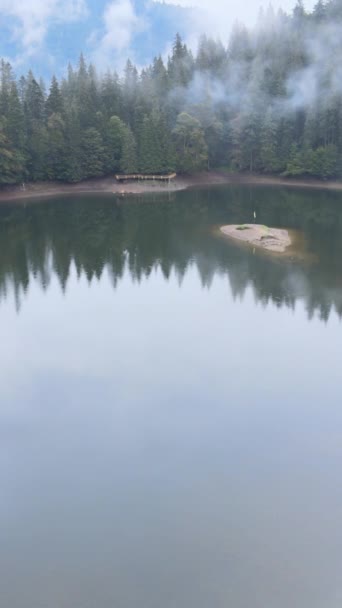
[2,11,342,186]
[138,115,161,174]
[137,111,176,174]
[173,112,208,172]
[307,145,339,178]
[120,128,138,174]
[168,33,194,88]
[158,113,177,173]
[46,113,67,180]
[260,110,284,173]
[0,118,24,183]
[105,116,128,173]
[285,144,308,177]
[46,76,64,116]
[26,120,48,181]
[81,128,105,178]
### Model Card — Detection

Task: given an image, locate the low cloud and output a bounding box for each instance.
[161,0,316,40]
[0,0,88,55]
[286,21,342,110]
[90,0,146,70]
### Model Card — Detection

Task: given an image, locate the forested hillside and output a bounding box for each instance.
[1,0,342,185]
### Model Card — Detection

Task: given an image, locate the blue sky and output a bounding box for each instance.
[0,0,316,76]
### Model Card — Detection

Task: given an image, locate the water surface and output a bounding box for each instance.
[1,186,342,608]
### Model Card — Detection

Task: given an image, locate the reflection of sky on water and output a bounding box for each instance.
[1,263,341,404]
[1,264,342,607]
[1,189,342,608]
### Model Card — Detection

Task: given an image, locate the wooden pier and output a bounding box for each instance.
[115,173,177,182]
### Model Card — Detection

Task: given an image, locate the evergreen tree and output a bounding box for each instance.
[138,114,163,174]
[122,60,139,126]
[293,0,306,21]
[81,128,105,178]
[105,115,128,172]
[173,112,208,173]
[158,112,176,173]
[0,118,23,183]
[260,109,281,173]
[120,127,138,174]
[24,73,45,122]
[232,110,262,172]
[46,113,67,180]
[0,60,14,117]
[101,72,121,119]
[313,0,327,21]
[168,34,194,88]
[151,56,169,101]
[64,109,83,183]
[46,76,64,117]
[285,144,307,176]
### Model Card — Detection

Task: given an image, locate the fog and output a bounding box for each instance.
[0,0,320,73]
[163,0,316,39]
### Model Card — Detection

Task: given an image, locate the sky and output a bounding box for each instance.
[0,0,318,72]
[165,0,316,17]
[165,0,316,40]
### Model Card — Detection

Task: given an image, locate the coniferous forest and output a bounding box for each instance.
[1,0,342,185]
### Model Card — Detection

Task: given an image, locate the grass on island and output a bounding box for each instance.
[236,224,269,231]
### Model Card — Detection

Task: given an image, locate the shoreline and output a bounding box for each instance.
[1,171,342,203]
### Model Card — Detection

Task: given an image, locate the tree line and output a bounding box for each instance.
[1,0,342,185]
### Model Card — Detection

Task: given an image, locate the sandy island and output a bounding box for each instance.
[220,224,291,253]
[1,171,342,204]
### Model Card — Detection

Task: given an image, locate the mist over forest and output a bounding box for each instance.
[1,0,342,184]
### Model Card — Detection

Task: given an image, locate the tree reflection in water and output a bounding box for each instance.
[1,185,342,321]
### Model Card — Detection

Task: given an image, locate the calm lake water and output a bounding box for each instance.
[1,185,342,608]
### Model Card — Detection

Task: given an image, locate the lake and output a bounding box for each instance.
[1,185,342,608]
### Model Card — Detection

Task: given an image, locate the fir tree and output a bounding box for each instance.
[120,128,138,174]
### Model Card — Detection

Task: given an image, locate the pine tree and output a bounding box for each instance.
[24,75,47,180]
[24,73,45,122]
[81,128,105,178]
[260,109,281,173]
[152,56,169,101]
[0,60,14,117]
[46,76,64,117]
[158,112,176,173]
[0,118,23,183]
[168,34,194,88]
[120,127,138,174]
[173,112,208,173]
[313,0,327,21]
[46,112,67,180]
[293,0,306,21]
[138,114,163,174]
[105,115,128,172]
[64,109,83,183]
[101,72,121,119]
[6,82,26,160]
[122,60,139,126]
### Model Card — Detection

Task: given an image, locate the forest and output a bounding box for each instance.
[1,0,342,185]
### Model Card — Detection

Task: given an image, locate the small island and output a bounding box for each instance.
[220,224,291,253]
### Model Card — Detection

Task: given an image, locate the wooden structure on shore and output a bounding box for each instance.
[115,172,177,183]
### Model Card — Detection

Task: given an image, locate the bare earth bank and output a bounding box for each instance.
[1,172,342,203]
[220,224,291,253]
